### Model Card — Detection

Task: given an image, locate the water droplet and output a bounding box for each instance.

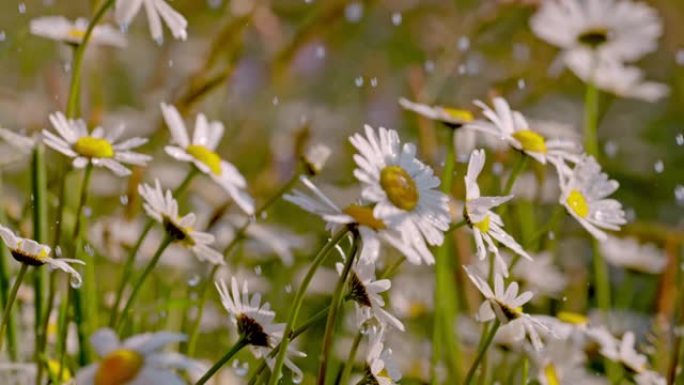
[370,77,378,88]
[676,49,684,66]
[0,31,6,42]
[676,133,683,146]
[254,265,262,275]
[272,96,279,106]
[315,45,326,59]
[55,246,62,257]
[517,79,526,90]
[187,275,201,287]
[424,60,435,73]
[232,360,249,376]
[548,231,555,240]
[654,160,664,174]
[63,61,72,73]
[345,2,364,23]
[119,195,129,205]
[305,0,313,3]
[354,76,364,87]
[84,243,94,257]
[604,141,618,158]
[120,23,129,33]
[285,284,292,293]
[260,211,268,219]
[675,185,684,206]
[18,3,26,14]
[491,162,503,175]
[457,36,470,52]
[168,60,174,68]
[391,12,402,26]
[457,64,466,75]
[562,296,567,302]
[84,207,92,218]
[207,0,222,8]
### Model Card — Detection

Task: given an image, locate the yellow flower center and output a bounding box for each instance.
[11,242,50,266]
[442,107,474,123]
[187,144,222,175]
[342,204,386,230]
[74,136,114,158]
[544,363,560,385]
[95,349,144,385]
[512,130,547,154]
[557,311,587,325]
[565,190,589,218]
[379,165,419,211]
[67,28,86,40]
[47,359,71,382]
[577,27,609,48]
[474,214,490,233]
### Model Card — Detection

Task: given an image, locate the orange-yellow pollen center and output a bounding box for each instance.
[95,349,144,385]
[566,190,589,218]
[343,204,386,230]
[74,136,114,158]
[380,165,419,211]
[187,144,222,175]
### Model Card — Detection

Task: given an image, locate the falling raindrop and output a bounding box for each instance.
[285,284,292,293]
[491,162,503,175]
[63,61,72,74]
[548,231,555,240]
[254,265,262,275]
[562,296,567,302]
[187,275,201,287]
[457,36,470,52]
[272,96,279,106]
[654,160,664,174]
[55,246,62,257]
[676,133,683,146]
[424,60,435,73]
[0,31,6,42]
[345,2,364,23]
[354,76,364,87]
[675,185,684,206]
[512,43,530,62]
[84,243,94,257]
[168,60,174,68]
[676,49,684,66]
[119,195,129,205]
[517,79,526,90]
[120,23,129,33]
[315,45,326,59]
[370,77,378,88]
[457,64,466,75]
[84,207,92,218]
[391,12,402,26]
[18,3,26,14]
[604,141,618,158]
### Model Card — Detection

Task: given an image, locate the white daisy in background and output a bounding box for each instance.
[530,0,662,64]
[30,16,126,47]
[559,155,626,241]
[0,224,83,288]
[350,125,451,261]
[0,128,36,154]
[75,328,201,385]
[284,176,432,264]
[361,327,402,385]
[530,334,594,385]
[591,329,663,382]
[467,98,580,168]
[635,370,667,385]
[565,52,669,102]
[464,149,532,276]
[337,259,404,331]
[161,103,254,215]
[399,97,475,128]
[600,236,666,274]
[215,278,304,381]
[115,0,188,43]
[42,112,151,177]
[139,179,224,265]
[389,268,434,319]
[511,252,568,299]
[464,267,549,350]
[302,143,332,176]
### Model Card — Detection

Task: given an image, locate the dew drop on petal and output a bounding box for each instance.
[207,0,222,9]
[260,211,268,219]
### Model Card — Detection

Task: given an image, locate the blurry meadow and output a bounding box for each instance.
[0,0,683,384]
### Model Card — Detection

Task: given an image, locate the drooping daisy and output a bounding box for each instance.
[337,259,404,331]
[75,328,201,385]
[564,51,669,102]
[42,112,151,177]
[467,98,580,167]
[559,155,626,241]
[359,327,402,385]
[399,98,475,129]
[30,16,126,47]
[530,0,662,64]
[284,176,433,264]
[215,278,304,382]
[350,125,451,258]
[464,149,532,276]
[139,179,224,265]
[600,236,666,274]
[161,103,254,215]
[0,224,83,288]
[464,267,548,350]
[115,0,188,43]
[591,329,663,382]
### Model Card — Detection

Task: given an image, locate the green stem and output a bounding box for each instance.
[31,145,49,383]
[502,154,528,196]
[65,0,115,118]
[57,282,73,382]
[116,236,173,331]
[463,319,500,385]
[267,227,351,385]
[317,232,360,385]
[0,172,18,360]
[583,82,600,158]
[592,239,611,313]
[194,336,249,385]
[521,356,529,385]
[185,264,220,356]
[338,330,364,385]
[0,264,29,351]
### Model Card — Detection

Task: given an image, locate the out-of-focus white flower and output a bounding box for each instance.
[362,327,402,385]
[464,267,548,350]
[635,370,667,385]
[0,224,83,288]
[467,98,581,169]
[161,103,254,215]
[565,52,669,102]
[139,179,224,265]
[512,252,568,299]
[464,149,532,276]
[399,98,474,128]
[42,112,151,177]
[0,128,36,154]
[115,0,188,43]
[284,176,433,265]
[302,143,331,176]
[75,328,201,385]
[30,16,126,47]
[588,328,659,380]
[389,267,434,319]
[350,125,451,261]
[601,236,666,274]
[559,155,626,241]
[337,259,404,331]
[530,0,662,63]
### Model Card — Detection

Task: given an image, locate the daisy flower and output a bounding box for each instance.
[399,97,474,129]
[530,0,662,64]
[215,278,305,382]
[565,52,669,102]
[464,267,548,350]
[467,98,580,167]
[559,155,626,241]
[464,149,532,276]
[75,328,201,385]
[42,112,151,177]
[284,176,432,264]
[139,179,224,265]
[161,103,254,215]
[350,125,451,258]
[600,236,666,274]
[302,143,332,176]
[0,224,83,288]
[591,329,662,382]
[635,370,667,385]
[337,259,404,331]
[30,16,126,47]
[360,327,402,385]
[115,0,188,43]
